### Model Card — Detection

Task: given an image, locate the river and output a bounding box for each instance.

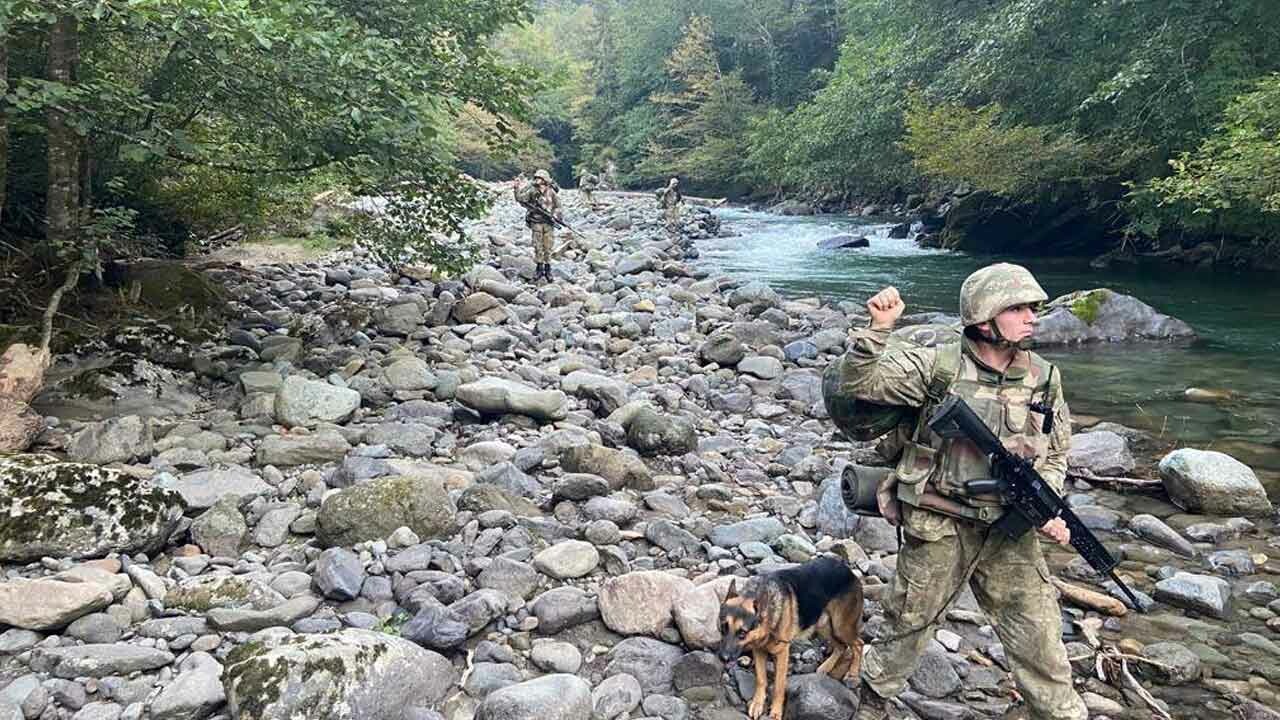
[697,207,1280,491]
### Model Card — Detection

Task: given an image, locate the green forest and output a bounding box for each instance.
[3,0,1280,292]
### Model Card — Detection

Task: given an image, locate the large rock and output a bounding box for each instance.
[783,673,859,719]
[0,575,117,631]
[598,571,694,637]
[475,674,592,720]
[456,377,567,422]
[1153,572,1231,618]
[604,637,685,695]
[67,415,155,464]
[157,467,271,510]
[255,431,352,466]
[726,281,780,309]
[710,517,786,548]
[275,376,361,427]
[1067,431,1135,476]
[1158,448,1273,517]
[224,629,455,720]
[150,652,225,720]
[191,496,248,558]
[698,330,745,366]
[1032,289,1196,346]
[561,371,630,414]
[625,407,696,457]
[0,454,185,563]
[317,475,456,548]
[383,358,438,392]
[673,577,736,650]
[560,444,652,490]
[31,644,173,679]
[817,235,870,250]
[530,587,599,634]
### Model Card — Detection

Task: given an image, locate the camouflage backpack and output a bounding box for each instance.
[822,324,962,460]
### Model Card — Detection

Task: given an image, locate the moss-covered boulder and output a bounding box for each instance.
[224,629,455,720]
[165,574,285,613]
[316,475,456,548]
[0,454,186,563]
[1032,289,1196,346]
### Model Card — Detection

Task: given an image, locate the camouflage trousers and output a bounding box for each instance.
[581,189,594,206]
[530,223,554,264]
[663,205,681,231]
[862,516,1087,720]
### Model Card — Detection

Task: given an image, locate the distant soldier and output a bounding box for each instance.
[578,169,601,209]
[513,169,561,282]
[655,177,683,233]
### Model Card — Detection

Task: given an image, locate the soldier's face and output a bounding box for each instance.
[991,303,1039,342]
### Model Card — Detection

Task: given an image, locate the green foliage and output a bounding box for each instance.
[900,92,1100,199]
[1,0,534,274]
[635,15,760,193]
[1128,73,1280,240]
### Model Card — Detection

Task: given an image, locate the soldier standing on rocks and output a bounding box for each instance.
[513,169,561,283]
[839,263,1088,720]
[577,169,600,210]
[655,177,683,234]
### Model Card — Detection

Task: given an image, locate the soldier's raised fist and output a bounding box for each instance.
[867,286,905,330]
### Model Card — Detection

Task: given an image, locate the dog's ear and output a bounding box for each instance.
[725,578,738,600]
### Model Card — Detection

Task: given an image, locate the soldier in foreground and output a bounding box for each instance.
[836,263,1088,720]
[513,169,561,282]
[655,177,683,233]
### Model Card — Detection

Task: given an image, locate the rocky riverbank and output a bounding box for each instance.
[2,187,1279,720]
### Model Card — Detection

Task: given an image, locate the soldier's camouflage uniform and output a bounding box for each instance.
[843,263,1088,720]
[656,179,683,231]
[578,172,600,207]
[514,172,561,267]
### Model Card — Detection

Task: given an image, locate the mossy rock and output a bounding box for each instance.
[224,629,455,720]
[316,474,457,548]
[164,575,285,613]
[121,260,228,314]
[0,453,186,563]
[1061,289,1113,326]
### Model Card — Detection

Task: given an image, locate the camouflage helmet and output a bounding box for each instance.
[959,263,1048,326]
[533,169,553,183]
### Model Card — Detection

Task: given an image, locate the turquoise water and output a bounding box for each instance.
[700,209,1280,480]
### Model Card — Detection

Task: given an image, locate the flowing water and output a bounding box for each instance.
[698,208,1280,491]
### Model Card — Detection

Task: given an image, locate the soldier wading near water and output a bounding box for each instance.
[577,168,600,209]
[513,169,562,283]
[655,176,683,233]
[836,263,1088,720]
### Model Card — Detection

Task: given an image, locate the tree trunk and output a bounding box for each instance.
[45,13,81,254]
[1,29,9,226]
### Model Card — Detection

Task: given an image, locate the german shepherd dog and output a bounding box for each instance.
[717,555,865,720]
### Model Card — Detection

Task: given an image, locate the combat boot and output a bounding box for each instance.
[542,263,554,282]
[854,680,906,720]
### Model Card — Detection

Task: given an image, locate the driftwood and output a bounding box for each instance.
[0,260,81,452]
[1068,469,1163,488]
[1051,577,1128,616]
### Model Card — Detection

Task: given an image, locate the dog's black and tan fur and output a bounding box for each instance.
[717,555,865,720]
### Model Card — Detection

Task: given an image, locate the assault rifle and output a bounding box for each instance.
[516,197,587,241]
[927,395,1145,611]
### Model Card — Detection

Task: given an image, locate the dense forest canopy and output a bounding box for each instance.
[2,0,1279,284]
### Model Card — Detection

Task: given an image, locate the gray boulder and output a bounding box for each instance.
[817,235,870,250]
[456,377,567,422]
[0,454,185,563]
[275,376,361,427]
[317,475,456,548]
[224,629,454,720]
[1067,431,1135,476]
[1158,448,1273,517]
[1153,572,1231,618]
[67,415,155,464]
[255,431,352,466]
[1032,289,1196,346]
[626,407,696,457]
[475,675,592,720]
[157,467,271,510]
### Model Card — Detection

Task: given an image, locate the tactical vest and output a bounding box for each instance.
[893,343,1059,522]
